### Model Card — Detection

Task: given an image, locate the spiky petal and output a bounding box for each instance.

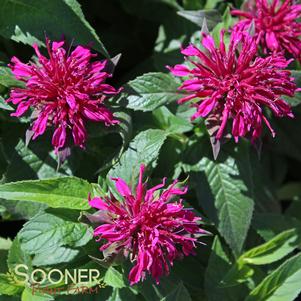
[168,30,296,142]
[8,39,120,152]
[89,165,204,285]
[232,0,301,60]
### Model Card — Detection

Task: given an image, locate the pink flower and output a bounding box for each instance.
[232,0,301,60]
[89,165,203,285]
[8,39,120,152]
[168,30,296,142]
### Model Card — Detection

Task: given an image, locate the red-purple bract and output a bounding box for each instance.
[8,39,120,152]
[89,165,203,285]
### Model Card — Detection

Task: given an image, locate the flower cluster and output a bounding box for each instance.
[89,165,203,285]
[232,0,301,60]
[168,30,296,141]
[8,39,119,152]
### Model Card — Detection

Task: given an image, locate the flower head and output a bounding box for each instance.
[168,30,296,142]
[232,0,301,60]
[8,39,120,152]
[89,165,203,285]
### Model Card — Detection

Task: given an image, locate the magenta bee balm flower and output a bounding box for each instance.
[89,165,204,285]
[8,39,120,152]
[168,30,296,142]
[232,0,301,60]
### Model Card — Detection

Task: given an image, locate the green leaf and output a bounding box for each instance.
[4,139,72,182]
[271,110,301,162]
[277,182,301,201]
[223,229,301,287]
[21,287,54,301]
[139,274,184,301]
[200,148,254,256]
[241,229,301,265]
[246,253,301,301]
[252,213,301,241]
[104,267,126,289]
[120,73,182,112]
[7,237,32,272]
[0,177,93,210]
[183,0,203,9]
[0,238,12,273]
[32,246,79,266]
[152,106,193,134]
[152,10,198,72]
[211,7,233,45]
[204,0,222,9]
[161,282,191,301]
[0,252,8,274]
[0,0,108,57]
[0,199,47,220]
[221,7,233,29]
[0,238,12,250]
[0,67,24,88]
[205,236,247,301]
[107,129,167,192]
[0,96,13,111]
[106,288,140,301]
[0,274,23,296]
[94,111,133,174]
[18,211,93,254]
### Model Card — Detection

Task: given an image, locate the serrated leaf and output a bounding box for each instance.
[0,199,47,220]
[0,177,93,210]
[0,274,23,296]
[119,73,182,112]
[201,152,254,256]
[246,253,301,301]
[18,211,93,254]
[32,246,79,266]
[0,0,108,57]
[107,129,167,192]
